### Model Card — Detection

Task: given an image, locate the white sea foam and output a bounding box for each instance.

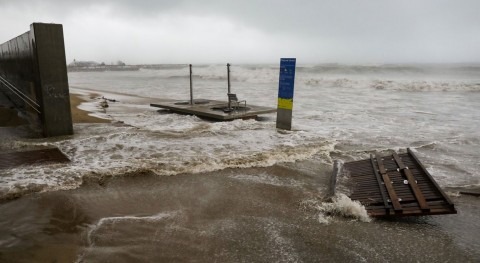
[229,172,304,187]
[302,194,371,224]
[74,211,177,262]
[318,194,371,222]
[2,64,479,199]
[87,212,175,246]
[0,114,334,199]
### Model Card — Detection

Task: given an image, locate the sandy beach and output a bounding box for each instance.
[69,92,111,124]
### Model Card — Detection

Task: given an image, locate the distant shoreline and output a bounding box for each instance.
[67,65,140,72]
[67,64,188,72]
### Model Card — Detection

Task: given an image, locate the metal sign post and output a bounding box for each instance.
[276,58,296,130]
[227,63,231,94]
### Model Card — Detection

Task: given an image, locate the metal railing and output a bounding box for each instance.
[0,74,41,113]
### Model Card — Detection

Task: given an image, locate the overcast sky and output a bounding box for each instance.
[1,0,479,64]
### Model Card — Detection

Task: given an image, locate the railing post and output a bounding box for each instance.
[227,63,231,109]
[189,64,193,105]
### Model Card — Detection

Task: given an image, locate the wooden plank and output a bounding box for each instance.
[376,155,387,174]
[392,152,430,212]
[352,188,435,197]
[407,148,455,207]
[376,155,403,213]
[381,173,403,213]
[392,153,406,170]
[370,154,391,213]
[368,200,450,210]
[368,207,456,217]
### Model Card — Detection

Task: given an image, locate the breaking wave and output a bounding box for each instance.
[302,78,480,92]
[317,194,371,223]
[300,193,371,224]
[369,80,480,92]
[0,117,335,201]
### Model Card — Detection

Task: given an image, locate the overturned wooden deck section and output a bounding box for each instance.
[343,148,456,217]
[0,148,70,170]
[150,99,276,121]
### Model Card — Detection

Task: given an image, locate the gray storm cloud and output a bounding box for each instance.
[1,0,479,64]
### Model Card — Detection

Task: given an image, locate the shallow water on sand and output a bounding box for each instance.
[0,164,478,262]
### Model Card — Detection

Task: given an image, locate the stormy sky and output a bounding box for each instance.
[1,0,479,64]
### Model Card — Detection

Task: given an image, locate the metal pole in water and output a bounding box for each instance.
[189,64,193,105]
[227,63,231,109]
[227,63,231,94]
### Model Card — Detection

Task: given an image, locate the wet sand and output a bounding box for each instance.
[69,92,111,124]
[1,162,478,262]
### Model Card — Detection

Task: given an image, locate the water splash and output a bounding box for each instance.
[301,194,371,224]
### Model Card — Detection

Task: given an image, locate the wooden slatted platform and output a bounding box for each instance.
[342,148,456,217]
[150,99,276,121]
[0,148,70,170]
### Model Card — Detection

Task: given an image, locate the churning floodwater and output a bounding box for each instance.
[0,63,479,261]
[4,63,479,194]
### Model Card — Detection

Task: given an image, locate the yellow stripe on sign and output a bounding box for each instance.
[277,98,293,110]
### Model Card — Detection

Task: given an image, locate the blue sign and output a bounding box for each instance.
[278,58,296,110]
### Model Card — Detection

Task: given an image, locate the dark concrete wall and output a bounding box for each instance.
[31,23,73,137]
[0,23,73,137]
[0,31,36,115]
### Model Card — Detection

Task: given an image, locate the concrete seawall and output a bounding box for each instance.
[0,23,73,137]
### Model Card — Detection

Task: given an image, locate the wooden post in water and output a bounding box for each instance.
[189,64,193,105]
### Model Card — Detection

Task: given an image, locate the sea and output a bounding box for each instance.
[0,63,479,262]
